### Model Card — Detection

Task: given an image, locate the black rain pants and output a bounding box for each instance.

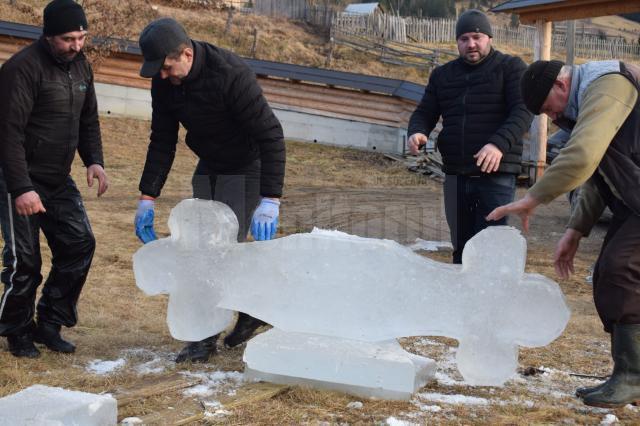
[0,169,95,336]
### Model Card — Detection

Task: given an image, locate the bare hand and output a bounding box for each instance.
[87,164,109,197]
[486,193,540,233]
[14,191,46,216]
[554,228,582,279]
[407,133,428,155]
[473,143,503,173]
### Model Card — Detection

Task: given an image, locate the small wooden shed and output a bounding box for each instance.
[491,0,640,183]
[344,2,384,15]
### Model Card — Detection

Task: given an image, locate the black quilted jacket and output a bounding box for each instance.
[139,40,285,198]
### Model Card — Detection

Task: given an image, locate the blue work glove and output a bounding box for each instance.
[135,199,157,244]
[251,198,280,241]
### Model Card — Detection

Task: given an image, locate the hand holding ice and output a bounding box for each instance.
[133,199,570,387]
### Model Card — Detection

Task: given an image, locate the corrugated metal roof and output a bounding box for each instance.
[0,20,422,102]
[344,2,380,15]
[492,0,566,12]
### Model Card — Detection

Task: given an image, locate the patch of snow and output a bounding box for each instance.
[347,401,363,409]
[417,392,489,406]
[435,371,460,386]
[412,337,444,347]
[386,417,418,426]
[86,358,126,375]
[181,371,244,397]
[600,414,619,425]
[134,358,167,375]
[121,417,143,425]
[408,239,452,252]
[624,404,639,412]
[413,401,442,412]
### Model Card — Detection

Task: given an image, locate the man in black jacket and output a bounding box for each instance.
[135,18,285,363]
[407,9,532,264]
[0,0,108,358]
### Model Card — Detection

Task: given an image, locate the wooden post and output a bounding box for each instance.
[566,20,575,66]
[224,8,235,35]
[251,28,259,58]
[528,20,552,185]
[325,36,334,67]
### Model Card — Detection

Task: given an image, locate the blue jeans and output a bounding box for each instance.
[444,173,516,264]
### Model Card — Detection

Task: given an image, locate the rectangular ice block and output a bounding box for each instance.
[244,328,435,400]
[0,385,117,426]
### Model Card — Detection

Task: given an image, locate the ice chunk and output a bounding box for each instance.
[133,199,570,387]
[244,328,435,400]
[0,385,117,426]
[133,199,235,341]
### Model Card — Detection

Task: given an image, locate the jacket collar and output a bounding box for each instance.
[183,40,204,83]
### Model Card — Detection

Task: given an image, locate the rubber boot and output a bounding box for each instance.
[7,333,40,358]
[583,324,640,408]
[34,321,76,353]
[175,334,218,363]
[576,334,613,398]
[223,313,267,348]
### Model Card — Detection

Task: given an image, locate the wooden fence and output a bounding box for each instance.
[332,32,458,70]
[332,13,640,61]
[253,0,335,28]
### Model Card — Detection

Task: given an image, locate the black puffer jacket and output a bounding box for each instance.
[139,40,285,198]
[408,49,532,175]
[0,37,103,197]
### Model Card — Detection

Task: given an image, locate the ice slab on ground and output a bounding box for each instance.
[0,385,117,426]
[133,199,570,387]
[244,328,436,400]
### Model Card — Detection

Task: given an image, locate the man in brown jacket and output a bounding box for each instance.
[487,59,640,408]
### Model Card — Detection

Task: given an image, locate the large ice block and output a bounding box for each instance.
[244,328,436,400]
[0,385,117,426]
[133,199,571,387]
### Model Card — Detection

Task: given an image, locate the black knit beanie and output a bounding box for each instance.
[43,0,88,36]
[520,60,565,114]
[456,9,493,39]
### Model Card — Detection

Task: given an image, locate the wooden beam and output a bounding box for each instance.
[518,0,640,24]
[529,20,552,185]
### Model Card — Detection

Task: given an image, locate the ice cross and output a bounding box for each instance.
[133,199,570,388]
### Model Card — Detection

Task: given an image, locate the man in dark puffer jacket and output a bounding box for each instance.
[0,0,108,358]
[134,18,285,363]
[407,9,532,264]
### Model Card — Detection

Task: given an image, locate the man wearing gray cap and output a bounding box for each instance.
[407,9,532,264]
[0,0,108,358]
[135,18,285,363]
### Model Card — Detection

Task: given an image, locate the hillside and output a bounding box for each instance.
[0,0,430,83]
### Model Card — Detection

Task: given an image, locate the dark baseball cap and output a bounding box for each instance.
[139,18,190,78]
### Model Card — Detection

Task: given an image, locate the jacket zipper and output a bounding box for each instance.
[461,74,469,170]
[67,69,73,166]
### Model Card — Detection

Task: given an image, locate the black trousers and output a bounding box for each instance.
[0,171,95,336]
[593,209,640,333]
[443,173,516,264]
[191,159,262,243]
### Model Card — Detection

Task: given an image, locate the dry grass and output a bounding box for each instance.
[0,115,638,425]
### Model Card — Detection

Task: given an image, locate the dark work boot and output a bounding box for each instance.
[223,313,267,348]
[583,324,640,408]
[7,333,41,358]
[34,322,76,353]
[175,334,218,363]
[576,334,613,399]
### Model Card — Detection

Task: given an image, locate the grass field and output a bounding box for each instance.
[0,115,637,424]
